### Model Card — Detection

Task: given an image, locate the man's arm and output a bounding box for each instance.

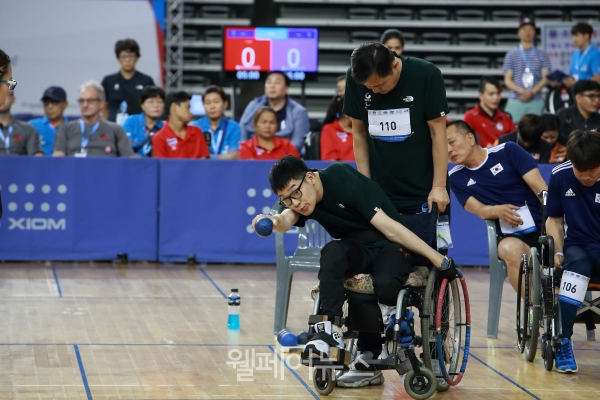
[531,68,549,96]
[522,168,548,196]
[370,209,445,268]
[52,124,67,157]
[351,118,370,178]
[115,126,134,157]
[464,196,523,227]
[545,216,565,267]
[427,115,450,212]
[252,209,299,234]
[504,71,524,95]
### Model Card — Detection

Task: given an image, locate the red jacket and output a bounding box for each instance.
[320,119,355,161]
[152,122,210,159]
[239,136,300,160]
[463,104,516,147]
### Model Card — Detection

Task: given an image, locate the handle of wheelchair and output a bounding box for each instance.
[538,235,555,269]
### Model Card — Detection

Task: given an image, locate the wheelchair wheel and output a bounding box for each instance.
[421,268,449,392]
[404,367,437,400]
[516,249,541,361]
[435,270,471,386]
[542,340,554,371]
[313,368,334,396]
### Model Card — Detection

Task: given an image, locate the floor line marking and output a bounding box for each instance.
[73,344,93,400]
[200,268,227,298]
[267,345,319,400]
[469,351,540,400]
[52,266,63,298]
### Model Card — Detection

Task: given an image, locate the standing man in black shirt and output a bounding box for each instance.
[102,39,155,123]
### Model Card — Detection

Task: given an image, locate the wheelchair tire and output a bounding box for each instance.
[404,367,437,400]
[543,340,554,371]
[525,248,541,362]
[313,368,334,396]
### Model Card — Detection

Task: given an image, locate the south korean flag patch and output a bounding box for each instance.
[490,163,504,176]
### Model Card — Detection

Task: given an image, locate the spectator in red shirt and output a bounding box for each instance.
[320,95,354,161]
[463,76,516,147]
[152,91,209,159]
[239,107,299,160]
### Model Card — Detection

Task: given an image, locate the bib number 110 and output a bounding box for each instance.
[380,121,397,131]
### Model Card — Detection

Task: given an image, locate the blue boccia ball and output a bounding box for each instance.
[255,217,273,237]
[280,331,298,347]
[277,329,290,343]
[297,330,308,345]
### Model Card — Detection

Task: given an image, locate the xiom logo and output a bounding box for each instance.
[8,218,66,231]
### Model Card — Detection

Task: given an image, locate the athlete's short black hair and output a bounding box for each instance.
[115,38,140,58]
[265,71,290,87]
[447,120,479,144]
[518,114,544,143]
[541,114,560,132]
[165,91,191,117]
[139,86,165,105]
[350,42,395,84]
[571,22,593,38]
[478,76,502,93]
[567,130,600,171]
[269,155,310,193]
[573,79,600,95]
[380,29,405,48]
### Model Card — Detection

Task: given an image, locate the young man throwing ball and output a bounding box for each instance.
[252,156,456,365]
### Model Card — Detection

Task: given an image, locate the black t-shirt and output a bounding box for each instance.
[343,55,449,209]
[294,163,404,247]
[497,131,552,164]
[101,71,155,122]
[556,105,600,145]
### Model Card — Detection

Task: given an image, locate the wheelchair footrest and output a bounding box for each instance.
[301,348,351,366]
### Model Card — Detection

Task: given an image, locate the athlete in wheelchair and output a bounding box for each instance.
[517,130,600,373]
[252,156,469,399]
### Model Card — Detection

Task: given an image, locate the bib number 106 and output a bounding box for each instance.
[562,281,577,293]
[380,121,397,131]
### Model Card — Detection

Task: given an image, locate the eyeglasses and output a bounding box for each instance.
[0,79,17,90]
[581,93,600,100]
[279,174,307,207]
[78,98,100,104]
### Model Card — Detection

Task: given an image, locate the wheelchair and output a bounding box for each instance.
[516,191,600,370]
[303,266,471,399]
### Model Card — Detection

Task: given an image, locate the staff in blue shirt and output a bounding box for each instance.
[447,120,548,293]
[122,86,165,157]
[29,86,69,156]
[191,86,240,159]
[546,130,600,374]
[564,22,600,88]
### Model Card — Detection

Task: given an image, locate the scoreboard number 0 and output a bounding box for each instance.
[241,47,256,67]
[287,48,300,68]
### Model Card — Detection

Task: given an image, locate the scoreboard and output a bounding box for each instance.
[223,27,319,81]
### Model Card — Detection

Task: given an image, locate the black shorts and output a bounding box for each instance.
[497,230,542,252]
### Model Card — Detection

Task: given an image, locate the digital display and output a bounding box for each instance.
[223,27,318,81]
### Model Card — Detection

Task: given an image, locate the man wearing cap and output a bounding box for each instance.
[29,86,69,156]
[502,18,552,123]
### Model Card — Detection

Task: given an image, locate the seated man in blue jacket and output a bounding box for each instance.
[239,71,309,153]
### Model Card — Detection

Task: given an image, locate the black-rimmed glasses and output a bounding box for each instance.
[279,174,307,207]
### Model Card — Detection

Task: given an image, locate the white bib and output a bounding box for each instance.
[558,270,590,307]
[499,204,536,235]
[368,108,412,142]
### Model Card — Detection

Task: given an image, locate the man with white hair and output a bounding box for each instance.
[53,80,133,157]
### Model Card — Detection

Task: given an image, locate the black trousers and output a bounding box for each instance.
[319,238,415,357]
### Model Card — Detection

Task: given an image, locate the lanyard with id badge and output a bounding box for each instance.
[76,120,100,157]
[499,203,537,235]
[573,45,592,81]
[368,108,412,142]
[519,45,536,89]
[0,125,13,154]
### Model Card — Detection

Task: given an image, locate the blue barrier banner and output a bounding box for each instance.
[158,160,332,263]
[0,157,158,260]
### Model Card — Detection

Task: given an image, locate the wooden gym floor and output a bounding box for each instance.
[0,263,598,399]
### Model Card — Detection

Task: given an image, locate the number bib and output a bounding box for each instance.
[368,108,412,142]
[498,204,537,235]
[558,270,590,307]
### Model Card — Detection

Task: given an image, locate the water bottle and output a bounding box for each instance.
[227,288,241,330]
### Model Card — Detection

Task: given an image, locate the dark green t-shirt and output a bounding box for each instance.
[342,55,449,209]
[295,163,404,247]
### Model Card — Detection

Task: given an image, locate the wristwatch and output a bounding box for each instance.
[440,256,451,270]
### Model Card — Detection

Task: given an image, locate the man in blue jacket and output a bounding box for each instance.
[239,71,309,153]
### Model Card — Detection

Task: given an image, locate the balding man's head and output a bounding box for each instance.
[447,120,480,165]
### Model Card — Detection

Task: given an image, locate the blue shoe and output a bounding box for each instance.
[554,338,578,373]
